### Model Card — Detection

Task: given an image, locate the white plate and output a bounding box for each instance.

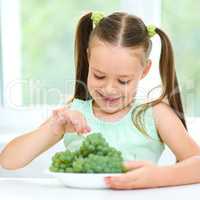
[46,171,123,189]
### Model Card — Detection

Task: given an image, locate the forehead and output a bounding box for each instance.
[88,39,145,76]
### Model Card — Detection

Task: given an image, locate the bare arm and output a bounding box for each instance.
[153,102,200,185]
[0,118,63,170]
[0,107,91,170]
[161,155,200,186]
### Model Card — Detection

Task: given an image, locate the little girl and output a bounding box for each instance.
[1,11,200,190]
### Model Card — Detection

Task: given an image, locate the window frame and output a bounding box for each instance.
[0,0,163,135]
[0,3,3,106]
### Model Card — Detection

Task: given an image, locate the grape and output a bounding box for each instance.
[49,133,126,173]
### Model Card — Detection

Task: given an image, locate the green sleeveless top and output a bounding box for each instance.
[63,98,165,163]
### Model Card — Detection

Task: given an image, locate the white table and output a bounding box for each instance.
[1,178,200,200]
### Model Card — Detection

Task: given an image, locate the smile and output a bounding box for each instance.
[97,91,121,103]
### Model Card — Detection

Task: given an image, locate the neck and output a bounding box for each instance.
[92,99,135,122]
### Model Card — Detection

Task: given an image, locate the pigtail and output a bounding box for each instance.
[73,12,93,101]
[132,27,187,144]
[155,28,187,130]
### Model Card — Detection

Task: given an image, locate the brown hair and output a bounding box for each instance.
[68,12,187,143]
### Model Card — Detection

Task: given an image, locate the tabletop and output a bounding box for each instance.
[0,177,200,200]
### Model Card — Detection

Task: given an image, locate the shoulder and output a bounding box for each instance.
[152,100,176,120]
[151,99,184,134]
[151,100,200,160]
[151,99,185,131]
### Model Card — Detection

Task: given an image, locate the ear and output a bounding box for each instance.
[87,48,90,60]
[140,59,152,80]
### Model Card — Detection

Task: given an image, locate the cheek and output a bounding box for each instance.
[87,73,100,95]
[120,81,139,97]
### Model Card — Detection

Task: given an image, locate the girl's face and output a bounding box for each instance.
[87,39,151,114]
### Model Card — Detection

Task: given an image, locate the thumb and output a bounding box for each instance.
[123,160,149,170]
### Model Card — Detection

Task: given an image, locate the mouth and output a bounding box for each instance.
[96,91,121,104]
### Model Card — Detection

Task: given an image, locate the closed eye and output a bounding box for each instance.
[94,73,130,84]
[118,80,130,85]
[94,74,105,79]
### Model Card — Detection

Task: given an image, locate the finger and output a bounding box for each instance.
[70,113,90,134]
[108,181,143,190]
[52,110,64,125]
[105,172,137,185]
[76,116,86,133]
[57,112,68,125]
[61,109,73,123]
[52,110,58,117]
[70,118,81,133]
[105,178,136,190]
[61,110,79,132]
[105,173,141,190]
[109,184,134,190]
[75,122,83,133]
[79,117,91,133]
[123,160,151,170]
[112,178,156,189]
[69,114,84,133]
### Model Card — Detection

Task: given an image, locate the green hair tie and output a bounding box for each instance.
[147,25,156,38]
[91,11,104,26]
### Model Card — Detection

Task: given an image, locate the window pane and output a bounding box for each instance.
[162,0,200,116]
[21,0,120,105]
[0,30,3,105]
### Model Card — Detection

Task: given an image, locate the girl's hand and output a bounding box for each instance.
[50,106,91,136]
[105,160,166,190]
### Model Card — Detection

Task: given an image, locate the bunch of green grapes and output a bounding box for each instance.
[49,133,126,173]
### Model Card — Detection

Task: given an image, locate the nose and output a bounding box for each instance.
[103,80,118,96]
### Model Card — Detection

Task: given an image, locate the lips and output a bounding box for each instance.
[97,91,121,102]
[104,96,120,101]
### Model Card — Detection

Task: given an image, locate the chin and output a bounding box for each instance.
[95,100,121,113]
[101,107,120,114]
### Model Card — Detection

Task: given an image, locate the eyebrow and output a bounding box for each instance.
[92,68,135,78]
